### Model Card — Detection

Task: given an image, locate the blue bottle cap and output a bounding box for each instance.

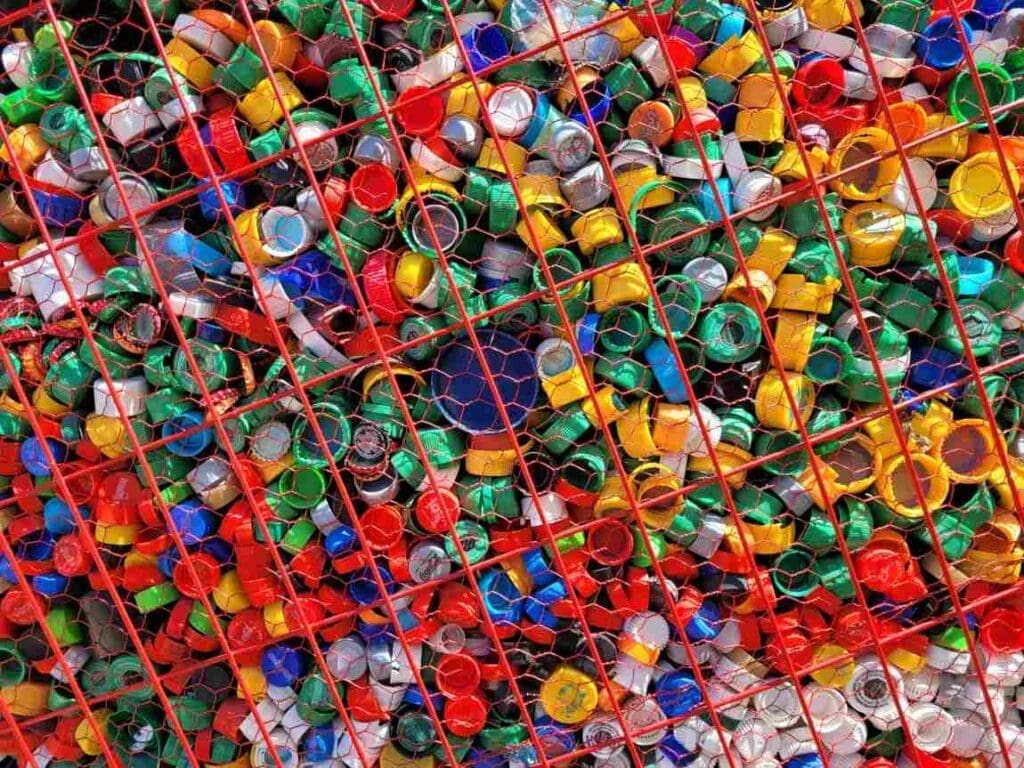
[20,437,65,477]
[169,499,216,547]
[577,312,601,355]
[685,599,723,641]
[715,4,746,44]
[162,410,214,457]
[198,179,246,223]
[531,579,568,606]
[349,565,395,606]
[431,329,539,434]
[785,754,824,768]
[568,81,613,126]
[521,548,558,587]
[200,536,232,564]
[956,255,996,297]
[520,91,553,149]
[303,726,335,762]
[261,643,305,687]
[158,548,180,578]
[164,230,233,277]
[917,16,974,69]
[908,345,967,394]
[655,669,703,718]
[324,524,358,557]
[697,177,734,223]
[30,186,85,229]
[477,568,523,625]
[43,497,81,535]
[462,24,511,73]
[0,557,15,583]
[644,337,689,403]
[403,684,445,711]
[32,571,68,596]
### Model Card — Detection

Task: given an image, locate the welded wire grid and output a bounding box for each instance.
[0,0,1021,767]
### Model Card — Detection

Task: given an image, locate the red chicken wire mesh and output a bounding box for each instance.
[0,0,1022,767]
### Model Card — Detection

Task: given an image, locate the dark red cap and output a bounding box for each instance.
[587,518,634,566]
[53,533,91,577]
[227,609,270,666]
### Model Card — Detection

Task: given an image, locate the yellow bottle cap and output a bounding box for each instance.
[949,150,1021,219]
[843,202,905,267]
[517,207,567,254]
[828,127,900,201]
[875,452,950,520]
[165,37,215,89]
[1,124,47,171]
[237,666,268,701]
[248,20,301,71]
[263,600,290,638]
[394,250,435,300]
[810,643,855,687]
[571,207,624,256]
[213,569,252,614]
[540,665,599,724]
[75,709,112,755]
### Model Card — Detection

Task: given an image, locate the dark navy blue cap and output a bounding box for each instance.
[169,498,216,547]
[465,747,505,768]
[20,437,66,477]
[916,16,974,69]
[655,670,703,718]
[462,24,511,73]
[908,345,967,395]
[200,536,232,564]
[715,101,739,133]
[43,497,81,535]
[261,644,305,687]
[644,338,689,403]
[349,565,395,606]
[403,684,444,711]
[158,548,180,579]
[162,410,214,458]
[32,572,69,596]
[658,734,696,764]
[324,524,358,557]
[0,557,16,583]
[31,186,86,229]
[304,726,335,762]
[431,329,539,434]
[568,82,613,126]
[577,312,600,356]
[198,179,246,223]
[685,599,722,641]
[196,320,230,345]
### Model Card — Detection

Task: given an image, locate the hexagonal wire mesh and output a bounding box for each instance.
[0,0,1022,767]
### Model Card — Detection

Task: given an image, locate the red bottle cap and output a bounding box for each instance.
[435,653,481,697]
[395,87,445,137]
[366,0,415,21]
[1,588,39,625]
[1006,230,1024,274]
[350,163,398,213]
[284,594,326,632]
[791,57,845,109]
[445,694,488,737]
[173,552,221,598]
[414,488,460,534]
[587,518,634,566]
[228,609,270,666]
[53,533,90,577]
[95,471,144,526]
[437,582,481,628]
[361,503,405,550]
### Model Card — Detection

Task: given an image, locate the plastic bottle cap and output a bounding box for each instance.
[350,163,399,213]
